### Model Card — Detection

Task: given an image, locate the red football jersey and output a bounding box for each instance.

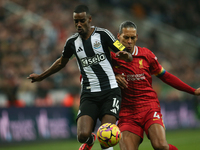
[111,46,164,116]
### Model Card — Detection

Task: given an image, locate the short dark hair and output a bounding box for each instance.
[74,5,90,15]
[119,21,137,34]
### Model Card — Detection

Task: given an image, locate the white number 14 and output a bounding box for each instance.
[112,98,119,110]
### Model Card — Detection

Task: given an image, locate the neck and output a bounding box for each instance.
[81,27,94,40]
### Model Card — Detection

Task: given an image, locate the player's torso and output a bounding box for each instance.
[72,29,118,92]
[111,47,160,112]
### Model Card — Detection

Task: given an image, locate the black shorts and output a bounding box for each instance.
[76,87,121,123]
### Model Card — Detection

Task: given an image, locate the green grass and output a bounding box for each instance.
[2,129,200,150]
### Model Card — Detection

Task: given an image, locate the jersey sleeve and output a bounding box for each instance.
[148,50,165,76]
[159,71,195,94]
[101,29,126,52]
[62,38,74,59]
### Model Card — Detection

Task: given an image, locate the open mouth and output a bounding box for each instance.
[127,47,132,50]
[77,28,83,33]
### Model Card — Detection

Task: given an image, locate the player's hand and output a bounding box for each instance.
[116,74,128,89]
[27,73,43,83]
[194,88,200,95]
[115,51,133,62]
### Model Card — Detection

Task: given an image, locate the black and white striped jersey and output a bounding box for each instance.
[62,26,125,92]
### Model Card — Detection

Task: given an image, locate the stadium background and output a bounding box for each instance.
[0,0,200,149]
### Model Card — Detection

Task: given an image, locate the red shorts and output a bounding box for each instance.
[118,108,165,139]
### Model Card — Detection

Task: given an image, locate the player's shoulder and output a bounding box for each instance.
[95,26,114,36]
[138,46,151,53]
[95,26,109,32]
[137,46,155,56]
[65,33,79,43]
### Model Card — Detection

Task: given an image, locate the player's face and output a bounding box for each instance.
[117,27,138,54]
[73,12,91,36]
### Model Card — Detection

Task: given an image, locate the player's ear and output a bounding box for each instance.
[88,15,92,23]
[117,33,120,40]
[136,34,138,40]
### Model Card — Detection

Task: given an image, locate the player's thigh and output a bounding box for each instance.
[77,115,94,135]
[101,114,117,125]
[119,131,141,150]
[99,88,121,121]
[148,124,168,148]
[77,94,99,135]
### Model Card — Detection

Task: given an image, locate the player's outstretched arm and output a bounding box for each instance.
[158,71,196,95]
[27,56,69,83]
[115,51,133,62]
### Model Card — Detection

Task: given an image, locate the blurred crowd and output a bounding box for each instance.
[0,0,200,107]
[102,0,200,37]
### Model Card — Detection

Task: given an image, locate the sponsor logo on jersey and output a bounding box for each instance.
[81,53,106,67]
[77,47,83,52]
[113,40,125,51]
[127,73,145,81]
[93,41,101,49]
[139,59,143,68]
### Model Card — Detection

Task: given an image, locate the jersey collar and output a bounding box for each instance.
[132,46,138,56]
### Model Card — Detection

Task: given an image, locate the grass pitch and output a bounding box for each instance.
[2,129,200,150]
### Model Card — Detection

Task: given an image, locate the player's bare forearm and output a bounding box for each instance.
[116,51,133,62]
[27,57,69,83]
[116,74,128,89]
[39,57,68,79]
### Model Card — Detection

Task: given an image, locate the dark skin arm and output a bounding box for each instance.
[115,51,133,62]
[115,74,128,89]
[27,56,69,83]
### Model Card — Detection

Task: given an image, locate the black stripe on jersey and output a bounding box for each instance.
[83,37,111,91]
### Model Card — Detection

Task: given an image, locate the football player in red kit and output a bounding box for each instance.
[111,21,200,150]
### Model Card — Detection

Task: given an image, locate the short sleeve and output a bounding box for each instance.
[100,29,126,52]
[62,39,74,59]
[148,51,163,75]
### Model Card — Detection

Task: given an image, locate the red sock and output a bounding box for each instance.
[169,144,178,150]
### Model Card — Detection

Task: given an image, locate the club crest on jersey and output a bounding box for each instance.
[93,41,101,49]
[139,59,143,68]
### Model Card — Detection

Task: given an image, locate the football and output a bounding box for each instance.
[97,123,121,148]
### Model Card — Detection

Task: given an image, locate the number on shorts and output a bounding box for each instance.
[153,112,160,119]
[112,98,119,110]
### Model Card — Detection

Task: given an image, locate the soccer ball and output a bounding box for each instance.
[97,123,121,148]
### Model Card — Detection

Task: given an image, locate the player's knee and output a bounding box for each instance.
[152,140,168,150]
[77,131,91,143]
